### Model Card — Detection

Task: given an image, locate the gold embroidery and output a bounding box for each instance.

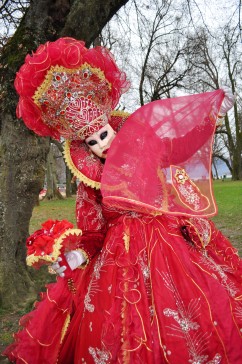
[174,168,189,184]
[77,248,90,269]
[123,232,130,253]
[60,314,71,343]
[64,140,101,190]
[171,165,210,212]
[157,167,168,210]
[67,278,77,294]
[122,221,130,253]
[33,64,111,106]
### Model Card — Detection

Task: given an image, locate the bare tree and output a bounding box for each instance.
[0,0,129,309]
[135,1,189,104]
[101,0,196,109]
[186,26,242,179]
[0,0,29,46]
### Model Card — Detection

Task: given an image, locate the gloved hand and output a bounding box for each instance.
[65,250,86,270]
[49,257,66,277]
[49,250,86,277]
[219,86,235,115]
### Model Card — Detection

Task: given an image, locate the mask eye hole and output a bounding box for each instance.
[100,131,108,140]
[87,140,97,146]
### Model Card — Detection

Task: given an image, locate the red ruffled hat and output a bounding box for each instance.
[15,37,130,188]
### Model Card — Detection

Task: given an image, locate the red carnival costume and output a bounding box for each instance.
[3,38,242,364]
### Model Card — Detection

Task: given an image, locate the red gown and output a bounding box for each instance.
[3,92,242,363]
[4,182,242,363]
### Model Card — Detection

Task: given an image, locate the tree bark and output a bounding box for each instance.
[66,167,73,198]
[0,0,129,309]
[45,144,64,200]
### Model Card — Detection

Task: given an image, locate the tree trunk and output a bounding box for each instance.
[45,144,64,200]
[232,150,242,180]
[66,167,73,198]
[71,177,78,195]
[212,160,219,179]
[0,115,49,308]
[0,0,129,309]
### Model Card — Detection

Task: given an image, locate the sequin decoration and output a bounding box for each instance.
[171,166,210,212]
[157,260,222,364]
[33,64,112,140]
[88,347,110,364]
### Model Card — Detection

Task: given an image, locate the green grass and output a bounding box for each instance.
[30,197,76,233]
[212,180,242,255]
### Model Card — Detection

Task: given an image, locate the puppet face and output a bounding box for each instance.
[85,124,116,159]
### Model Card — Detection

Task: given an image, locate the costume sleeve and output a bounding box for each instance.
[161,117,215,166]
[75,182,107,264]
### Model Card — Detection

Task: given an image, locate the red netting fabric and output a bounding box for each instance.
[101,90,224,217]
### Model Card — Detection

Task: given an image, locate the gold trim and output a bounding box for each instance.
[63,109,130,190]
[76,248,90,268]
[26,228,82,266]
[17,356,28,364]
[33,63,112,106]
[123,232,130,253]
[60,314,71,343]
[63,140,101,189]
[103,195,216,218]
[110,109,130,118]
[157,167,168,211]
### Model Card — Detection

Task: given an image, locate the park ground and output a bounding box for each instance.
[0,179,242,358]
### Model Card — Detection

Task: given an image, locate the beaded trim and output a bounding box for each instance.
[33,64,111,106]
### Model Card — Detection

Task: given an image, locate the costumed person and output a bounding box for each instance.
[3,37,242,364]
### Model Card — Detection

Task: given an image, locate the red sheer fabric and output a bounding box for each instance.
[101,90,224,217]
[3,187,242,363]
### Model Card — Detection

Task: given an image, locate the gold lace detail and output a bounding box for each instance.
[60,314,71,343]
[77,248,90,269]
[63,140,101,190]
[33,64,111,106]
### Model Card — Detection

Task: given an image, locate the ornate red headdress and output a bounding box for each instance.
[15,37,130,188]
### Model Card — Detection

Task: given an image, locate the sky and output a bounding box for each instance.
[191,0,239,28]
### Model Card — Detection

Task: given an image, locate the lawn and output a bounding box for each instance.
[211,179,242,255]
[30,197,76,233]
